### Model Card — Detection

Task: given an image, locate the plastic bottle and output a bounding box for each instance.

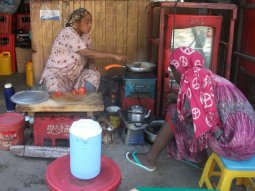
[4,83,16,112]
[0,52,12,75]
[69,119,102,179]
[111,94,117,106]
[26,60,33,87]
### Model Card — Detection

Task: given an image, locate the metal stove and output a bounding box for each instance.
[119,110,151,146]
[123,71,156,98]
[121,71,156,113]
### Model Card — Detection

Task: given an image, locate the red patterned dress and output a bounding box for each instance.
[166,47,255,162]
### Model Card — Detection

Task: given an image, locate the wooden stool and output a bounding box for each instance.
[199,153,255,191]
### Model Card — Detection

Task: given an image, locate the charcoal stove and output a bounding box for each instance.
[123,70,156,98]
[119,110,151,146]
[121,70,156,114]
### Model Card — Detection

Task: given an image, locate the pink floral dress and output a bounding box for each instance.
[40,27,100,92]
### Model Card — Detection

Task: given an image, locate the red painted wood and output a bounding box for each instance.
[240,2,255,73]
[148,2,237,118]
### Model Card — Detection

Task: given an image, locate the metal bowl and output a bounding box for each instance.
[144,120,164,143]
[106,106,121,113]
[144,128,157,143]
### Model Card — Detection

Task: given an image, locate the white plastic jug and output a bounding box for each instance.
[69,119,102,179]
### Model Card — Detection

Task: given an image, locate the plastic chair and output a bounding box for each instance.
[199,152,255,191]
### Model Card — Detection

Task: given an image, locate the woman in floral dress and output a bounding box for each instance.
[40,8,127,92]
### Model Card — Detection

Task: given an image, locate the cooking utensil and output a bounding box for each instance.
[144,120,164,143]
[106,106,121,129]
[106,106,121,113]
[10,90,49,105]
[128,105,144,113]
[127,105,151,122]
[105,62,156,73]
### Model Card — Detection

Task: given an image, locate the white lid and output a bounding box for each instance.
[70,119,102,140]
[4,83,12,88]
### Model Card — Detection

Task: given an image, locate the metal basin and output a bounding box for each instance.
[144,120,164,143]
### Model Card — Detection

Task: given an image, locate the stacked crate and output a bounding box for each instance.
[33,113,89,147]
[16,13,31,33]
[15,13,31,73]
[0,13,16,73]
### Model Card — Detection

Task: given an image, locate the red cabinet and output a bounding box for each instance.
[148,2,237,118]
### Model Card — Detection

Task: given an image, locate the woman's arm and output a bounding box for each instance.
[78,48,127,63]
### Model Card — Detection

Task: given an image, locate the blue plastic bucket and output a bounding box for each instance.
[69,119,102,179]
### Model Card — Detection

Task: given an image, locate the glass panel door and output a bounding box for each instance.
[171,26,214,69]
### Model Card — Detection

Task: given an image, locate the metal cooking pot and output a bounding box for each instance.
[144,120,164,143]
[106,106,121,113]
[127,105,151,122]
[106,106,121,129]
[104,62,156,73]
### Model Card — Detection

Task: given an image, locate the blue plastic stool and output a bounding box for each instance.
[199,153,255,191]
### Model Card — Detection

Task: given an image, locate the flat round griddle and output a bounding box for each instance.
[11,90,49,105]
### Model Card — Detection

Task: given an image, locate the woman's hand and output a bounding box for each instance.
[113,54,128,64]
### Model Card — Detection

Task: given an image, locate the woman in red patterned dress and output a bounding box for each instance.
[126,47,255,172]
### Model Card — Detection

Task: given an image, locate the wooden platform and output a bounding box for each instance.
[15,92,104,114]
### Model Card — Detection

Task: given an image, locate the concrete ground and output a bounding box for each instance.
[0,73,247,191]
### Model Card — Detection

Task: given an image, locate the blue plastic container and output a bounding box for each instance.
[4,83,16,112]
[69,119,102,179]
